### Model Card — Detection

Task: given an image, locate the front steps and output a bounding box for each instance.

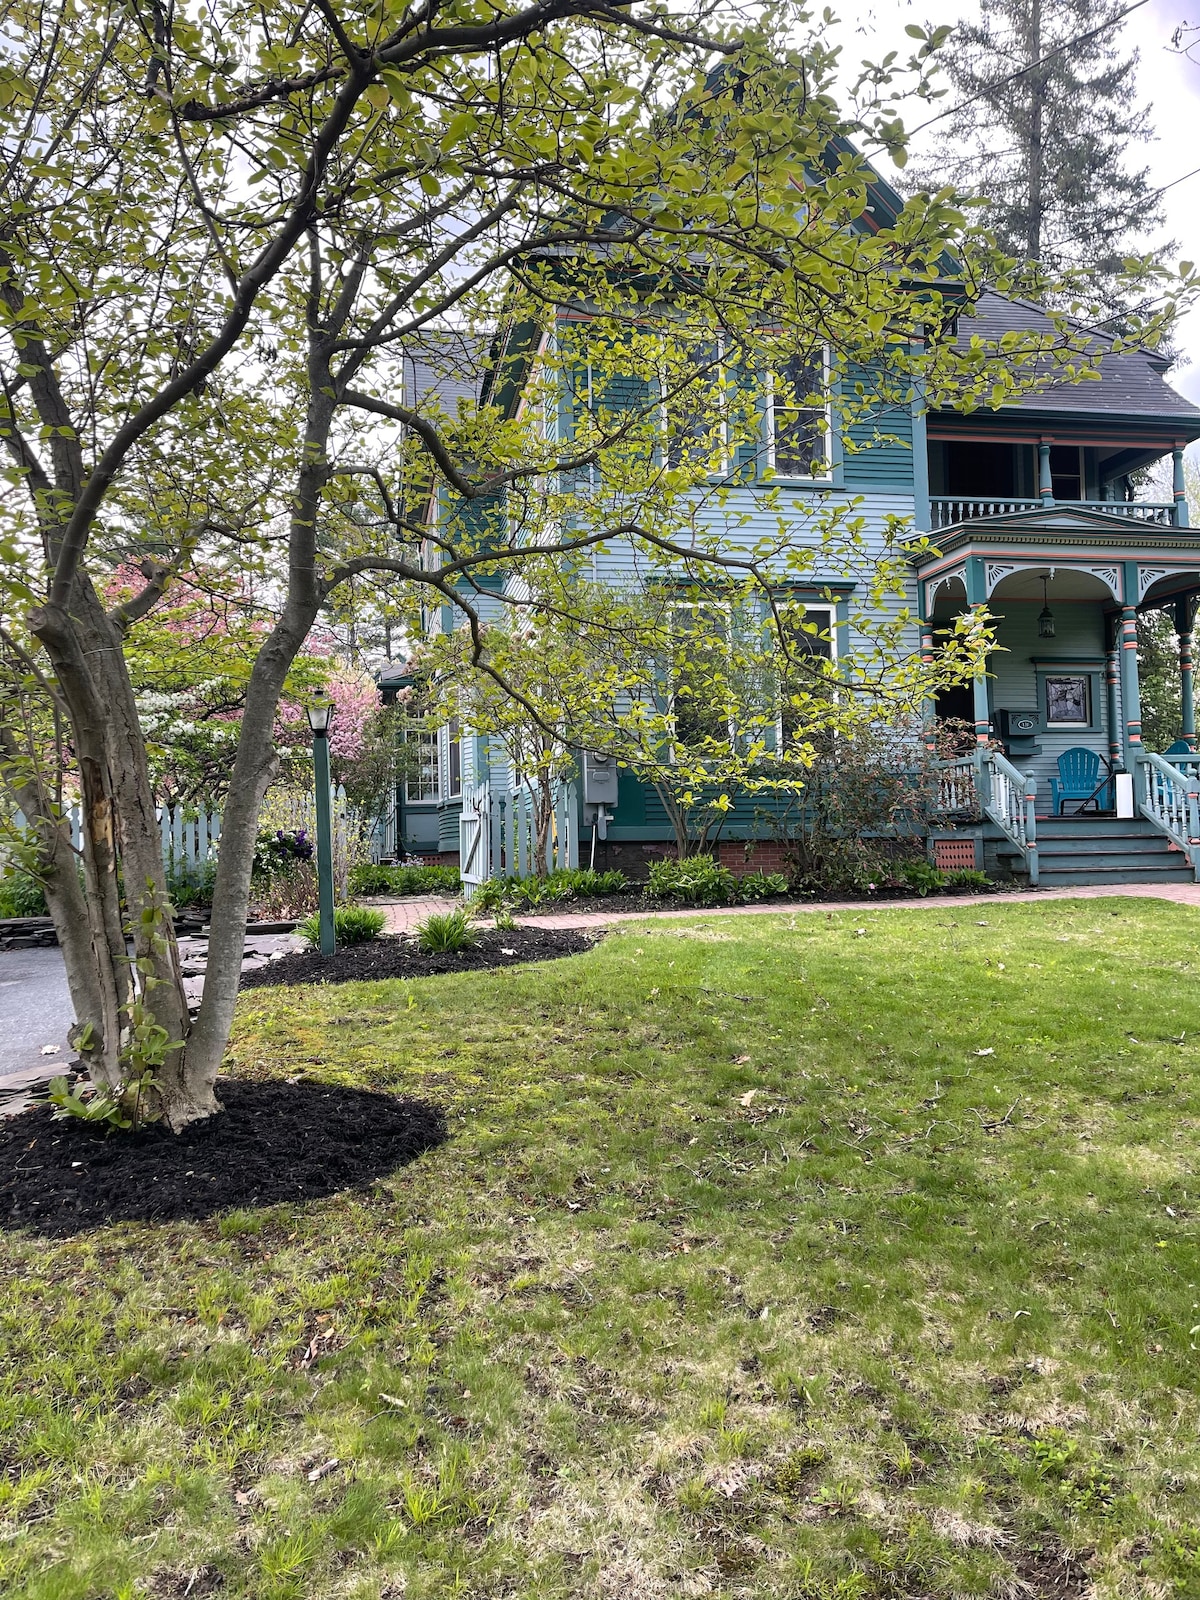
[992,814,1198,887]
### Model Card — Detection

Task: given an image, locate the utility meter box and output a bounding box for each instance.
[993,708,1042,757]
[582,751,620,808]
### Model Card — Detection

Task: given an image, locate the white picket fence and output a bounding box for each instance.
[460,780,580,899]
[9,790,353,887]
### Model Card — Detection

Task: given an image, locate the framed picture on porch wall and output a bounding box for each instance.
[1045,675,1090,726]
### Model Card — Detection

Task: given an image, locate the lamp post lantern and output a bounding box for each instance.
[306,692,336,956]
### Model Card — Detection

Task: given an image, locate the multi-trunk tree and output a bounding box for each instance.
[0,0,1179,1131]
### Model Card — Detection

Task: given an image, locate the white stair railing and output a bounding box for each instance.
[1138,753,1200,878]
[933,756,979,816]
[983,749,1039,886]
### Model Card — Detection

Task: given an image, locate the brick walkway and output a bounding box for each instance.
[374,881,1200,936]
[375,896,462,934]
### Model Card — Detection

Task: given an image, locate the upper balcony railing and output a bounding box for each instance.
[930,496,1178,531]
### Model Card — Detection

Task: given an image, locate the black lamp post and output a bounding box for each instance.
[306,692,336,956]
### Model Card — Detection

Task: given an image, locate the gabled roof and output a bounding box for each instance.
[945,292,1200,425]
[401,331,490,415]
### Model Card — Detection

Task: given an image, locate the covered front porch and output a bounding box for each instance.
[915,507,1200,884]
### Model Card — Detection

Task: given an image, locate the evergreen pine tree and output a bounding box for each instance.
[909,0,1169,315]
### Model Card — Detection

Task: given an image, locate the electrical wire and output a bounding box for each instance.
[877,0,1152,150]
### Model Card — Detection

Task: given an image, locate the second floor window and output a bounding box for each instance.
[662,342,729,474]
[770,352,831,480]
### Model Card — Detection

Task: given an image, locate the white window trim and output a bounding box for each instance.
[776,605,837,749]
[405,726,439,806]
[766,348,834,483]
[668,599,737,755]
[659,336,731,477]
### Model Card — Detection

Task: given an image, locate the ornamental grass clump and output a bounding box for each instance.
[298,905,386,948]
[415,908,477,953]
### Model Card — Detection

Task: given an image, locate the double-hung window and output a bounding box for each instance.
[769,351,832,480]
[662,341,729,475]
[405,727,439,804]
[776,605,835,751]
[669,602,735,748]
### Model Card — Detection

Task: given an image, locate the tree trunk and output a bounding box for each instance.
[533,774,555,877]
[1026,0,1044,263]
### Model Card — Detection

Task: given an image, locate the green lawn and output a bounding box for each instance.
[4,901,1200,1598]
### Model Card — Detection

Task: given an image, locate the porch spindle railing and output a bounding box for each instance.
[929,496,1177,530]
[982,749,1039,886]
[929,498,1040,528]
[932,755,979,816]
[1138,753,1200,879]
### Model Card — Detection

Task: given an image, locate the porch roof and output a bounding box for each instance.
[911,506,1200,612]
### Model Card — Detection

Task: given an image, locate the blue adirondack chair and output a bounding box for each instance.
[1165,740,1195,757]
[1049,746,1110,814]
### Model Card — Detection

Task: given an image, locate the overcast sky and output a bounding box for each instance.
[830,0,1200,400]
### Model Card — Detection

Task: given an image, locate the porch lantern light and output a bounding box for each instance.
[306,692,336,955]
[1038,576,1056,640]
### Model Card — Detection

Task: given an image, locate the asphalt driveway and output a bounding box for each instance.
[0,947,72,1084]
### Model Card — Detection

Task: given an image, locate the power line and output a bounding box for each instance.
[877,0,1151,152]
[1152,163,1200,199]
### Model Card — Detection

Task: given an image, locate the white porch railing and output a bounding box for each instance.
[933,755,979,816]
[982,749,1039,886]
[1079,500,1174,524]
[930,497,1040,528]
[1138,753,1200,878]
[930,496,1176,529]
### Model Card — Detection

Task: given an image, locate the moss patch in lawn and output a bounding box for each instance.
[3,900,1200,1597]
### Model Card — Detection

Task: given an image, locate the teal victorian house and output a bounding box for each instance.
[378,188,1200,892]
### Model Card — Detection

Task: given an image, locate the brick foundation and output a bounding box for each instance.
[717,841,790,876]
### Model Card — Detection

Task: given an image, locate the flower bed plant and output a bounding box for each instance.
[297,905,386,947]
[349,861,462,897]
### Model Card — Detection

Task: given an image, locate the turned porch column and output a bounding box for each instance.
[1119,563,1143,777]
[920,616,937,749]
[1106,636,1122,766]
[1038,441,1054,504]
[1177,596,1197,750]
[1173,447,1191,529]
[965,556,992,744]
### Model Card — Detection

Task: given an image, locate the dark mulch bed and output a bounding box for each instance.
[517,891,658,916]
[516,887,1007,917]
[239,924,598,989]
[0,1079,447,1238]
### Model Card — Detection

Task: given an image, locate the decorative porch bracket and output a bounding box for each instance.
[981,749,1039,887]
[1137,753,1200,881]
